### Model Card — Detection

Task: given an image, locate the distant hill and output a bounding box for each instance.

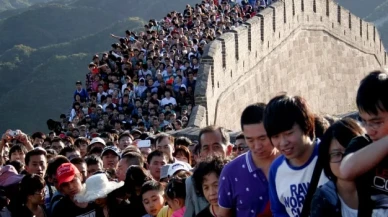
[0,17,145,132]
[0,0,196,133]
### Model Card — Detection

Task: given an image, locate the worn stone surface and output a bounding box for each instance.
[179,0,387,139]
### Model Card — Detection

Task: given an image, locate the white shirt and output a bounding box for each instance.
[161,97,177,106]
[269,143,329,216]
[97,91,107,103]
[338,195,358,217]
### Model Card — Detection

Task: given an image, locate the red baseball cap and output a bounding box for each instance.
[56,163,80,187]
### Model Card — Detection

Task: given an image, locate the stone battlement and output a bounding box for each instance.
[176,0,387,136]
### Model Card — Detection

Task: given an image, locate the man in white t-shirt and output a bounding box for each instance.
[161,90,177,107]
[264,94,328,217]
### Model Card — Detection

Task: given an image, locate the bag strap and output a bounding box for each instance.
[300,151,323,217]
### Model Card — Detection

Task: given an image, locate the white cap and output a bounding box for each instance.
[167,161,192,177]
[90,137,106,146]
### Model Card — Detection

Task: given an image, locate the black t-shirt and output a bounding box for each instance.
[196,206,214,217]
[51,196,96,217]
[345,135,388,217]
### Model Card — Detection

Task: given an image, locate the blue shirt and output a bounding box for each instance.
[268,143,328,217]
[218,151,269,217]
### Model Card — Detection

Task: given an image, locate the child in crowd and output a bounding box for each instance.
[192,157,229,217]
[141,180,170,217]
[165,178,186,217]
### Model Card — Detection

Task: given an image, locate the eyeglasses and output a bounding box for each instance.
[35,189,45,196]
[357,116,387,131]
[329,151,344,163]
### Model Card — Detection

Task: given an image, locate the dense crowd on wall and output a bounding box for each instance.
[1,0,388,217]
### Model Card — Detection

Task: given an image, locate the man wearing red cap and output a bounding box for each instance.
[51,163,96,217]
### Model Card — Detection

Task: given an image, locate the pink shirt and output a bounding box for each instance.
[171,206,186,217]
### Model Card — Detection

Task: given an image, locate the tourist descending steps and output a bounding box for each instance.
[217,103,278,217]
[339,71,388,217]
[265,94,329,217]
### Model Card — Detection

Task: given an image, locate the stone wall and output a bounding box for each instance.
[189,0,387,132]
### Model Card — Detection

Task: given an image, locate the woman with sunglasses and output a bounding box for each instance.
[311,118,364,217]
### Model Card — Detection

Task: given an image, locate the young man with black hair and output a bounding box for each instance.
[340,70,388,216]
[84,155,103,179]
[218,103,277,217]
[51,163,96,217]
[265,94,328,217]
[45,156,70,215]
[25,148,51,209]
[147,150,168,181]
[31,132,46,147]
[25,148,48,178]
[156,133,175,163]
[59,145,81,160]
[70,157,87,183]
[116,152,144,181]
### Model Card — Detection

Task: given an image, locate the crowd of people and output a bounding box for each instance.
[53,0,278,138]
[2,70,388,217]
[1,0,388,217]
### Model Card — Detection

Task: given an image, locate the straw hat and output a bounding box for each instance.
[75,173,124,203]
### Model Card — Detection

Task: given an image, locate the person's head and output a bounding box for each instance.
[74,137,90,158]
[46,156,70,189]
[117,152,144,182]
[198,126,232,158]
[101,146,120,169]
[264,94,315,162]
[192,156,229,207]
[125,165,152,195]
[51,137,65,154]
[25,148,48,178]
[9,144,27,163]
[156,133,175,161]
[31,132,46,147]
[174,137,192,147]
[240,103,276,159]
[20,174,45,205]
[164,178,186,211]
[59,145,81,160]
[173,145,191,165]
[88,137,106,153]
[141,180,165,216]
[85,155,103,178]
[56,163,83,198]
[356,70,388,141]
[147,150,168,181]
[70,157,87,183]
[118,133,134,150]
[314,115,330,139]
[234,133,248,156]
[7,160,24,173]
[319,118,364,181]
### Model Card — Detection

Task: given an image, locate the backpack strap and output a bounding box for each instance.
[300,151,323,217]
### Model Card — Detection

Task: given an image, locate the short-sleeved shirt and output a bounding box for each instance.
[345,136,388,217]
[268,142,328,217]
[218,151,269,217]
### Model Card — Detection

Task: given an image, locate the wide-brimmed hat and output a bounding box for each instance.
[75,173,124,203]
